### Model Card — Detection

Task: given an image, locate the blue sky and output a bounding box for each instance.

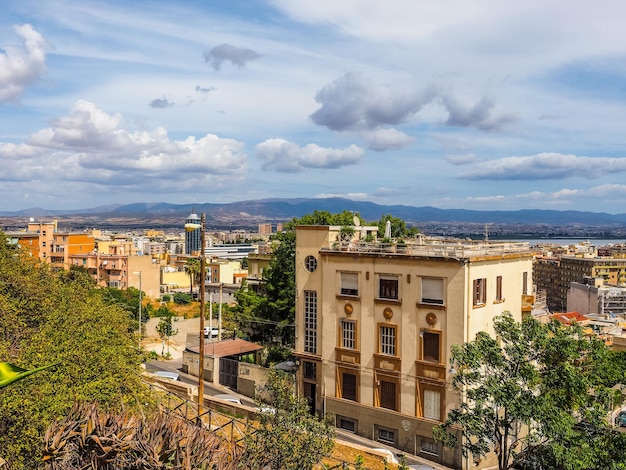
[2,0,626,213]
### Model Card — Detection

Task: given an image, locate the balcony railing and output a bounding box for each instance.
[321,239,533,258]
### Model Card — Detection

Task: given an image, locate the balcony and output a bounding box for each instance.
[415,360,446,381]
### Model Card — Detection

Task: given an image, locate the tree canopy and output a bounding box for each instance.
[0,232,153,468]
[434,313,626,470]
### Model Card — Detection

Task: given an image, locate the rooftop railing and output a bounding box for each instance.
[321,239,533,258]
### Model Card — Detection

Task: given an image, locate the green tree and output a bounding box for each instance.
[232,280,267,342]
[0,231,153,468]
[156,310,178,356]
[434,313,626,470]
[101,285,148,326]
[241,369,335,470]
[184,257,200,297]
[373,214,419,239]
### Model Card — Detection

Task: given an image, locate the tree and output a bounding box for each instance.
[184,257,200,297]
[434,313,626,470]
[0,231,154,468]
[156,310,178,356]
[373,214,419,239]
[101,285,148,327]
[232,280,268,342]
[240,369,335,470]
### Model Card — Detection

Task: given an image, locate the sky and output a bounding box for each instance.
[2,0,626,214]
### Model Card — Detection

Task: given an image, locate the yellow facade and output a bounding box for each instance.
[294,226,534,469]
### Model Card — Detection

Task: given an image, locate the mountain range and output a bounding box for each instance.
[2,198,626,236]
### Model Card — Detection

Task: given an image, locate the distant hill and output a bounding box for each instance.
[2,198,626,231]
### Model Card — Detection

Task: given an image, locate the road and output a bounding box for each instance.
[144,356,256,407]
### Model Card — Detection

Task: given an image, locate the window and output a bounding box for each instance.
[341,372,357,401]
[338,417,356,433]
[340,319,356,349]
[422,331,441,363]
[473,278,486,306]
[523,271,528,295]
[379,380,397,410]
[304,290,317,353]
[421,278,444,304]
[379,275,399,300]
[304,255,317,272]
[303,361,316,379]
[423,389,441,420]
[420,438,439,456]
[340,272,358,296]
[496,275,503,301]
[377,427,395,445]
[379,325,396,356]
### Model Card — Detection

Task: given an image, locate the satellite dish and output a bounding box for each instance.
[29,217,35,222]
[353,216,360,226]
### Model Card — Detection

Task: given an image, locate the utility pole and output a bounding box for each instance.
[198,213,206,415]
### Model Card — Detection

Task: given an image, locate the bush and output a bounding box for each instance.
[173,292,191,305]
[264,346,292,367]
[161,294,171,302]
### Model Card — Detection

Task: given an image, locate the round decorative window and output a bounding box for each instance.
[304,255,317,272]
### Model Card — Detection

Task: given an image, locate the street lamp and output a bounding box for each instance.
[133,271,142,350]
[185,213,206,415]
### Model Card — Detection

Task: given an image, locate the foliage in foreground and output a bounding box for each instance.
[240,369,335,470]
[0,232,154,469]
[42,402,241,469]
[434,313,626,470]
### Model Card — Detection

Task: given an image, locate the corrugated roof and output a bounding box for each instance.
[187,338,263,358]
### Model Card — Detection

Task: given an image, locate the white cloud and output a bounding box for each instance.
[256,138,364,172]
[363,128,415,151]
[445,154,477,165]
[0,24,48,103]
[310,72,437,132]
[310,72,515,135]
[1,100,247,186]
[314,192,369,200]
[461,153,626,180]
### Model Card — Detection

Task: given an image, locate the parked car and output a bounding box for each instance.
[152,370,179,381]
[616,411,626,427]
[203,327,218,338]
[213,394,242,405]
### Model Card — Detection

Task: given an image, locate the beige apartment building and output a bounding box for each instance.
[293,225,534,468]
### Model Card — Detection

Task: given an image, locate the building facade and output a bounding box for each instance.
[536,253,626,312]
[293,226,534,468]
[185,211,202,255]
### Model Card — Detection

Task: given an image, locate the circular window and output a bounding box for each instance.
[304,255,317,272]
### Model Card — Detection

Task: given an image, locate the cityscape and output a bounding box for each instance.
[3,0,626,468]
[2,208,626,468]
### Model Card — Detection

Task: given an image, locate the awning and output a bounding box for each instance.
[188,338,263,358]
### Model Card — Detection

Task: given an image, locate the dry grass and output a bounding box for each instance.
[322,440,399,469]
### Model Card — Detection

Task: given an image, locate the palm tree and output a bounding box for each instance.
[184,257,201,297]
